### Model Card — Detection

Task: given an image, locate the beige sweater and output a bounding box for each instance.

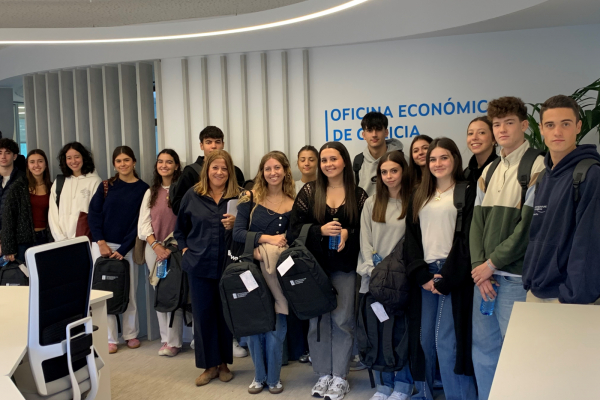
[258,243,288,315]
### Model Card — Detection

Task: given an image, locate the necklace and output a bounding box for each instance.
[328,185,343,189]
[265,193,283,215]
[434,184,455,201]
[162,185,170,201]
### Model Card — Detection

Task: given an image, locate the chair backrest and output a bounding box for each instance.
[25,237,95,396]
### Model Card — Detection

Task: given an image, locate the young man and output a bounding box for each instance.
[523,95,600,304]
[0,138,25,235]
[469,96,545,400]
[354,112,403,196]
[170,126,245,215]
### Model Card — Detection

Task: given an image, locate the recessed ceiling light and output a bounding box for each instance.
[0,0,370,45]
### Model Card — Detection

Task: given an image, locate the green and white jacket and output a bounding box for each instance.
[469,141,545,276]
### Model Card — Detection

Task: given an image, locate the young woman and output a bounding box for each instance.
[138,149,183,357]
[295,145,319,194]
[404,138,477,400]
[174,150,238,387]
[2,149,52,262]
[464,116,498,186]
[290,141,368,400]
[358,151,413,400]
[408,135,433,189]
[233,151,295,394]
[88,146,149,354]
[48,142,102,242]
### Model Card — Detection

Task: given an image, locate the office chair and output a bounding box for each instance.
[13,237,104,400]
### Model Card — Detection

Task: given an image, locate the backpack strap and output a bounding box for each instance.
[55,174,65,208]
[102,180,109,198]
[240,232,257,263]
[294,224,313,247]
[353,153,364,185]
[573,159,600,202]
[189,162,203,176]
[484,157,501,192]
[517,148,544,208]
[453,182,468,233]
[381,315,396,369]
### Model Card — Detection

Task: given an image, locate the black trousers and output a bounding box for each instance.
[189,276,233,369]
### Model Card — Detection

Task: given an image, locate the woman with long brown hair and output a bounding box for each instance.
[408,135,433,189]
[88,145,149,354]
[464,116,498,185]
[233,150,295,394]
[174,150,239,387]
[290,141,368,400]
[2,149,52,262]
[404,137,477,400]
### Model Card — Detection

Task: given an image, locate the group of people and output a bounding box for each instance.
[0,93,598,400]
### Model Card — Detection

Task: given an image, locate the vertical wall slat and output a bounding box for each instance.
[201,57,209,127]
[220,55,230,151]
[136,62,156,183]
[23,76,37,150]
[103,65,122,172]
[181,58,192,165]
[303,49,311,145]
[154,60,165,152]
[87,67,108,179]
[73,69,91,148]
[0,88,15,144]
[118,64,139,159]
[261,53,270,153]
[33,74,50,155]
[45,72,62,176]
[281,52,290,158]
[240,54,250,177]
[59,70,76,144]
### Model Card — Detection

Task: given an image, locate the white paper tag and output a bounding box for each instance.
[370,302,389,322]
[239,270,259,292]
[277,256,295,276]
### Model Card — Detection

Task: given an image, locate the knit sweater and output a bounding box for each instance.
[88,178,149,256]
[469,141,545,275]
[1,175,36,255]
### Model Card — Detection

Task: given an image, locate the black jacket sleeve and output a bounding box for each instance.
[171,165,200,215]
[404,196,432,287]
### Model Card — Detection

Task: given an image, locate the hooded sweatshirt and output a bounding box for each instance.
[48,171,102,242]
[357,138,403,196]
[523,145,600,304]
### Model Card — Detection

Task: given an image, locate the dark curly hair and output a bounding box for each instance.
[149,149,182,208]
[0,138,19,154]
[58,142,96,177]
[487,96,528,122]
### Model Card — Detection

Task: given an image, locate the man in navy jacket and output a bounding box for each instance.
[523,95,600,304]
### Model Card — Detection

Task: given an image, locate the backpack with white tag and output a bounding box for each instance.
[219,232,275,337]
[0,260,29,286]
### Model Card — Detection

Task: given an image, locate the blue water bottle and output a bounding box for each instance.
[480,280,499,316]
[328,218,341,250]
[0,255,9,267]
[156,259,168,279]
[372,251,383,266]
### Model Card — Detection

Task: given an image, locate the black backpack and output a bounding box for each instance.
[356,292,409,388]
[0,260,29,286]
[154,237,192,327]
[92,257,130,315]
[368,237,409,316]
[55,174,65,208]
[220,232,276,337]
[169,162,202,203]
[276,224,337,340]
[536,158,600,202]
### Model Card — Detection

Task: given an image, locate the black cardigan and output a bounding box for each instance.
[404,182,476,381]
[1,175,36,256]
[290,181,368,274]
[464,151,499,188]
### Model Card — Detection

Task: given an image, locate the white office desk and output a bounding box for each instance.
[0,287,112,399]
[490,302,600,399]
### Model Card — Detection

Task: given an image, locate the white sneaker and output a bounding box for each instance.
[388,391,410,400]
[369,392,389,400]
[311,375,332,397]
[233,339,248,358]
[248,379,265,394]
[324,376,350,400]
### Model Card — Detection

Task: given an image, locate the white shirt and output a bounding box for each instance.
[2,175,10,188]
[295,180,306,195]
[419,186,457,263]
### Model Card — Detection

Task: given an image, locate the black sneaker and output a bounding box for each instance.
[299,351,310,363]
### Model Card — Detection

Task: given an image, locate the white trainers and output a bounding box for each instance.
[311,375,332,397]
[324,376,350,400]
[369,392,389,400]
[388,391,409,400]
[233,339,248,358]
[248,379,265,394]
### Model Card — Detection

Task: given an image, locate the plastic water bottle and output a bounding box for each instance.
[156,259,168,279]
[372,251,383,266]
[480,281,499,316]
[0,256,9,267]
[328,218,341,250]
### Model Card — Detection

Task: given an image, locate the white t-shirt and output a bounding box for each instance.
[419,186,457,263]
[2,175,9,188]
[295,180,306,195]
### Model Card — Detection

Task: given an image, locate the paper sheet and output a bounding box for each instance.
[239,270,259,292]
[277,256,295,276]
[370,301,390,322]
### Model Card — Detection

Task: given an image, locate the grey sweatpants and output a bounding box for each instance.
[308,270,356,378]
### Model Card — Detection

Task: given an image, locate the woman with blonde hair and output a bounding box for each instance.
[233,150,295,394]
[174,150,239,386]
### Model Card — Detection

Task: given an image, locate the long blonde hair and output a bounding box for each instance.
[239,151,295,219]
[194,150,240,199]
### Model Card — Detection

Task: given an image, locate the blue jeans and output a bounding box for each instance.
[248,313,287,386]
[413,260,477,400]
[472,274,526,400]
[373,365,414,396]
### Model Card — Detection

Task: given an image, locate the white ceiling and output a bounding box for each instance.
[0,0,307,28]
